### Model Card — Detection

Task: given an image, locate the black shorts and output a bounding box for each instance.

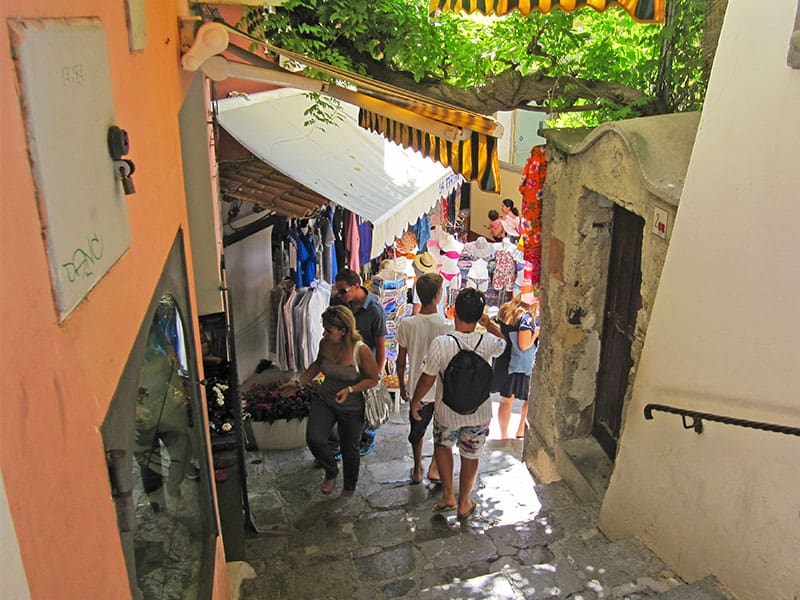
[407,402,435,445]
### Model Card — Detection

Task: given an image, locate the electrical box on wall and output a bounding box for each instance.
[10,18,131,322]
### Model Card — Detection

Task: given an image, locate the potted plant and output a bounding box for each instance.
[241,381,314,449]
[207,378,235,437]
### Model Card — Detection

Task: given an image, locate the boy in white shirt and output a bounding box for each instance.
[397,273,453,484]
[410,288,506,520]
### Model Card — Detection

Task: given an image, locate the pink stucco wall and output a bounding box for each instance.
[0,2,230,598]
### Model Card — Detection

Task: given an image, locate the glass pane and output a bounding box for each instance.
[132,295,207,599]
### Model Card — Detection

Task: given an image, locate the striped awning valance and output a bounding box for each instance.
[359,109,500,193]
[429,0,665,23]
[192,22,504,191]
[264,40,501,138]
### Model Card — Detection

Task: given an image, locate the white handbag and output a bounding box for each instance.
[353,342,392,429]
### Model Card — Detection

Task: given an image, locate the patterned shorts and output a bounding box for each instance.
[433,422,490,460]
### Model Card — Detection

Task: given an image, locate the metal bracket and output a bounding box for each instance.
[681,414,704,434]
[179,16,202,55]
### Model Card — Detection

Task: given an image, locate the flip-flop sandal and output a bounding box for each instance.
[320,477,336,495]
[409,469,422,485]
[427,475,442,484]
[432,500,456,512]
[457,501,477,520]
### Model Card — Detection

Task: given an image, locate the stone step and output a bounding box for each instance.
[418,526,733,600]
[239,407,736,600]
[555,437,613,503]
[656,576,733,600]
[419,572,731,599]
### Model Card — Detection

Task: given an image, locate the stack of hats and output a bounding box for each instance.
[463,236,496,260]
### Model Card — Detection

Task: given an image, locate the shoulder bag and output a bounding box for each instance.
[353,341,392,429]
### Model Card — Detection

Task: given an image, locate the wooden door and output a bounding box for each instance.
[593,205,644,459]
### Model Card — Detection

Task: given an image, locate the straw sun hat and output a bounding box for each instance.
[413,251,437,273]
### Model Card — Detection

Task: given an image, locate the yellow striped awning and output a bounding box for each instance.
[359,109,501,192]
[429,0,665,23]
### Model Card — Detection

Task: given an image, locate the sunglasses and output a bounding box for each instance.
[335,286,352,296]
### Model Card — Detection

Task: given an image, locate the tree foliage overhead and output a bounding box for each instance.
[240,0,718,126]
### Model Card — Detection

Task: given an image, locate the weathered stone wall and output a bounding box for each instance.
[525,115,696,472]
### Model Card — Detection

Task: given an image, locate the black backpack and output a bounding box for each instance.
[442,334,493,415]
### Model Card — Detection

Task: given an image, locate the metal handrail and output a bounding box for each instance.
[644,403,800,436]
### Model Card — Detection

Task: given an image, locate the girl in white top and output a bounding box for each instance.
[500,198,521,241]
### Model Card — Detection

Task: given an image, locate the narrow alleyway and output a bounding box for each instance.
[237,396,731,599]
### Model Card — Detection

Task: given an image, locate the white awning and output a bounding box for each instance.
[215,88,461,258]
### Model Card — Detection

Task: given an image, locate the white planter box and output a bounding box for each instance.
[249,418,307,450]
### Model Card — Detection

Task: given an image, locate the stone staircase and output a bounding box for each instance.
[239,409,734,600]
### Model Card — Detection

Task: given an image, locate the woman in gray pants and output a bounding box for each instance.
[286,305,379,496]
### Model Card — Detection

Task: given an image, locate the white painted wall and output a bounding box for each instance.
[224,227,273,383]
[496,109,549,167]
[513,111,548,166]
[600,3,800,599]
[180,74,224,317]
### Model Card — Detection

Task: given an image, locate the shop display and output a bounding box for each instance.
[519,145,547,293]
[370,272,407,379]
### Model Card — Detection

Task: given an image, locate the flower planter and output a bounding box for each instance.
[249,418,308,450]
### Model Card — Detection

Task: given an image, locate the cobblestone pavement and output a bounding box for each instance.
[239,398,731,600]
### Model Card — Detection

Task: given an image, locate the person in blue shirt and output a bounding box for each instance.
[494,293,540,439]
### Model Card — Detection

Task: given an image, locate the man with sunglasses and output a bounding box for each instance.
[331,269,387,456]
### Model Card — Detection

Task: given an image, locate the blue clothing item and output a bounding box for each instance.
[332,287,387,353]
[353,291,387,352]
[357,217,373,266]
[330,243,338,283]
[413,214,431,252]
[508,331,538,374]
[291,229,317,287]
[508,312,538,374]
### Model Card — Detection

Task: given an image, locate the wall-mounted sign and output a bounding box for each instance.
[652,206,670,239]
[10,18,131,322]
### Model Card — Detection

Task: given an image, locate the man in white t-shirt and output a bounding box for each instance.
[397,273,453,485]
[410,288,506,520]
